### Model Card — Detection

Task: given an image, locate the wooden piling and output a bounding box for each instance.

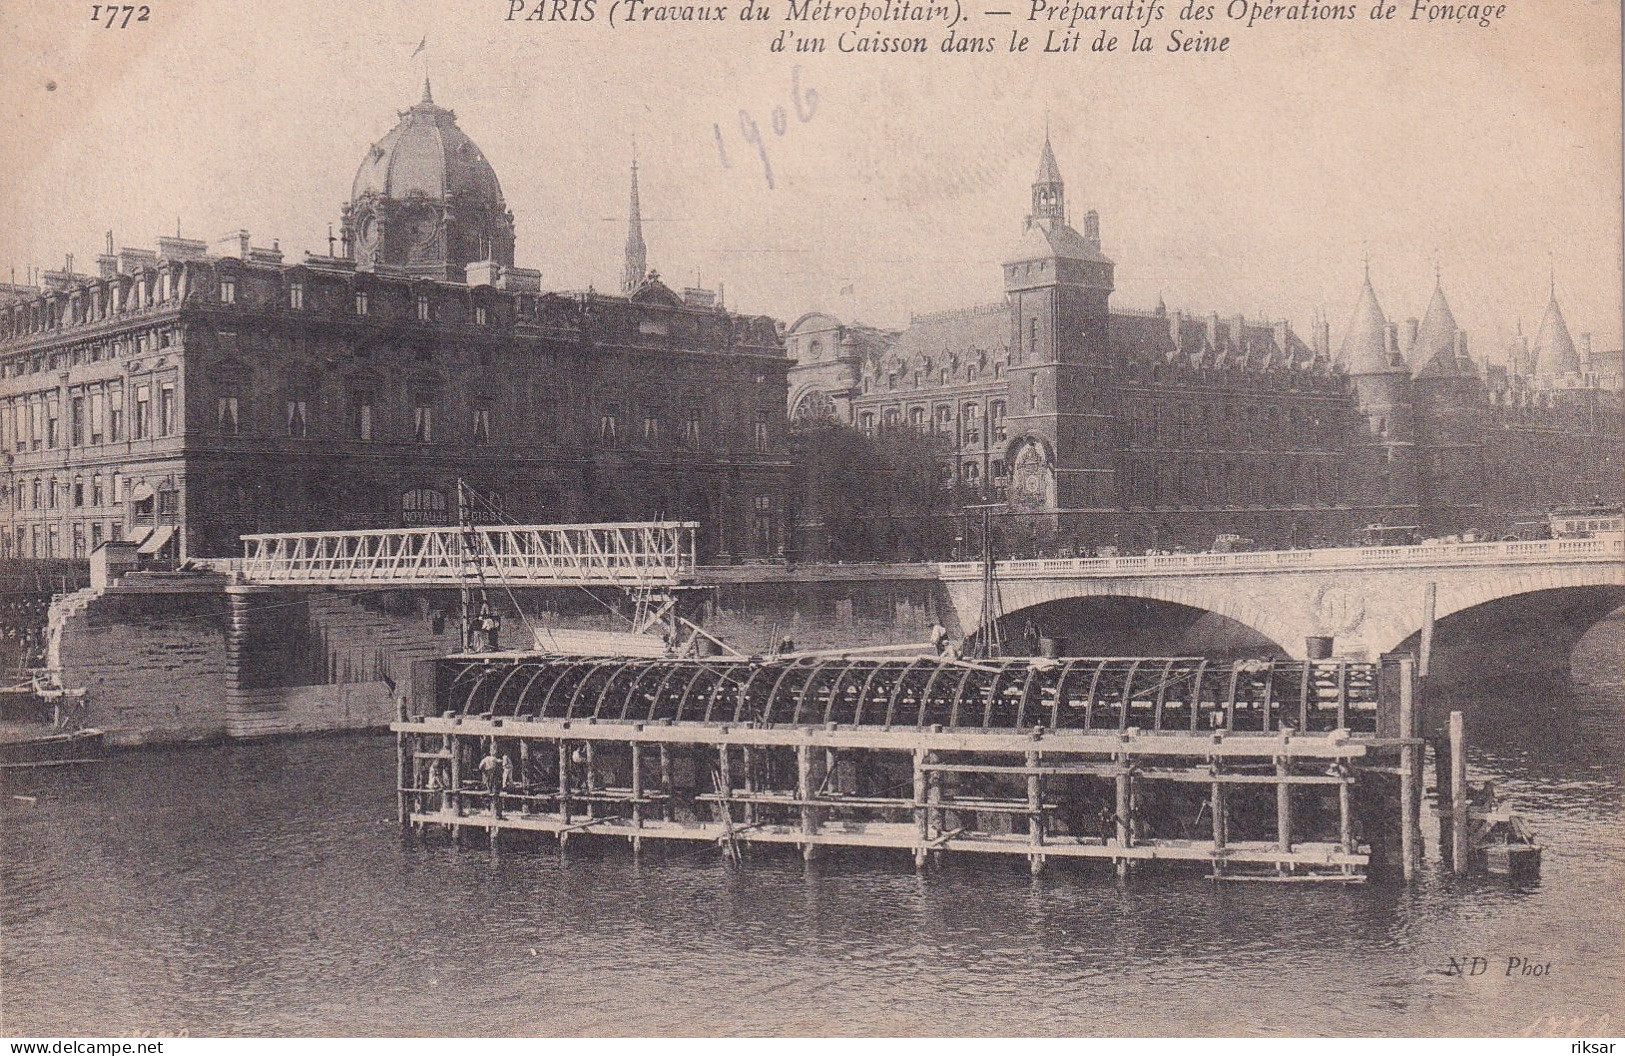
[395,698,410,833]
[796,742,816,861]
[912,748,929,869]
[1420,583,1437,679]
[1115,747,1131,879]
[1398,657,1418,881]
[927,751,944,863]
[1025,748,1044,876]
[1338,762,1354,858]
[1209,743,1226,879]
[1276,747,1293,875]
[658,744,673,821]
[557,740,571,826]
[630,740,644,850]
[1449,710,1468,877]
[449,731,464,849]
[583,741,597,819]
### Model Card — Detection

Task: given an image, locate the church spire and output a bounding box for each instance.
[622,146,648,295]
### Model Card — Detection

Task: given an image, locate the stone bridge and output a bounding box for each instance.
[937,536,1625,662]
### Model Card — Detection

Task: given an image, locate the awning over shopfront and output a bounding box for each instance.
[136,525,174,556]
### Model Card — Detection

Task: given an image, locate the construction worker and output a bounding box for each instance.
[478,745,506,819]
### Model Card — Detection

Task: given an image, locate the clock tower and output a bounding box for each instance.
[1002,134,1118,529]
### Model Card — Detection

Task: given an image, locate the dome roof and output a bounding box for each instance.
[350,80,505,206]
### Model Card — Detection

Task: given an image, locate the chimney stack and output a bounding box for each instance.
[1082,209,1101,252]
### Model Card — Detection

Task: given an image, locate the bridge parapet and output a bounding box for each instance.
[239,522,699,588]
[938,535,1624,582]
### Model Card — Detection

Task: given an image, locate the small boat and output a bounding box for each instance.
[1468,783,1543,879]
[0,673,103,770]
[0,725,105,769]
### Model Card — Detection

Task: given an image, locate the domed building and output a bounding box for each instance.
[0,85,793,565]
[340,79,516,280]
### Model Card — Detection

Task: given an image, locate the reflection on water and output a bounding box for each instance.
[4,623,1623,1037]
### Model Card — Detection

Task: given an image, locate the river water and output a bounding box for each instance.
[4,624,1624,1038]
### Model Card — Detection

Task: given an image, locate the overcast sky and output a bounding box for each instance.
[2,0,1620,354]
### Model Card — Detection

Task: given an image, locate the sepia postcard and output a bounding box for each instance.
[0,0,1621,1041]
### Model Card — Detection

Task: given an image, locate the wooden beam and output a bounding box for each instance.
[1450,710,1469,876]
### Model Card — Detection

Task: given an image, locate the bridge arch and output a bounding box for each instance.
[1380,583,1625,686]
[964,578,1300,658]
[1369,566,1625,659]
[982,592,1290,658]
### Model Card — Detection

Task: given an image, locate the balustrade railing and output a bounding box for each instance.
[937,533,1624,580]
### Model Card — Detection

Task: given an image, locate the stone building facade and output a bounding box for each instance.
[1,85,792,561]
[786,136,1622,554]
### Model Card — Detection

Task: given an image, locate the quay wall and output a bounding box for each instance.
[51,570,956,745]
[50,584,229,747]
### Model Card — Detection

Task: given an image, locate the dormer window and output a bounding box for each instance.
[289,282,304,310]
[417,294,431,322]
[475,305,487,326]
[219,280,235,305]
[355,291,369,316]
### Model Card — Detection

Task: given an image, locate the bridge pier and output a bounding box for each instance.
[224,583,281,739]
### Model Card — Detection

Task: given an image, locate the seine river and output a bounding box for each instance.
[4,623,1623,1038]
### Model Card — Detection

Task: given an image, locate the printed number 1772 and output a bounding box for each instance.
[91,5,151,27]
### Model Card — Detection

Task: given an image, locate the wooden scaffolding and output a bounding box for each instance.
[394,654,1424,882]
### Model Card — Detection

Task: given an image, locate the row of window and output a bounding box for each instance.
[1126,400,1338,450]
[594,407,772,452]
[858,400,1008,446]
[2,521,126,559]
[1,267,178,342]
[3,380,174,453]
[1118,460,1347,508]
[211,391,777,452]
[0,264,506,351]
[7,472,142,513]
[867,360,1006,394]
[3,326,177,379]
[215,279,492,328]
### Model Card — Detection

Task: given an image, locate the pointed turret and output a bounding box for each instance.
[1411,277,1467,378]
[621,151,648,296]
[1530,280,1580,375]
[421,76,434,106]
[1031,133,1065,223]
[1339,269,1400,374]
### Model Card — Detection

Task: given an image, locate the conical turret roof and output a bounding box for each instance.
[1339,271,1398,374]
[1411,280,1467,378]
[1035,134,1062,185]
[1531,286,1580,375]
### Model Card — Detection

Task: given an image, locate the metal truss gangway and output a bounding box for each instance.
[238,521,699,588]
